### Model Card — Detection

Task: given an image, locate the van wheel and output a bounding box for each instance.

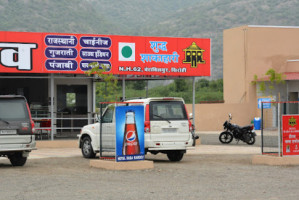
[167,151,184,162]
[81,137,96,158]
[9,152,27,166]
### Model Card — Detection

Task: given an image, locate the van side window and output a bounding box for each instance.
[102,106,114,123]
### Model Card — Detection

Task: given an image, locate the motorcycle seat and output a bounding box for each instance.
[240,125,253,130]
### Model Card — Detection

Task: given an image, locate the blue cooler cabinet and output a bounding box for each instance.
[254,117,261,130]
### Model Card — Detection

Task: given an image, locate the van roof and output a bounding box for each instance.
[125,97,185,104]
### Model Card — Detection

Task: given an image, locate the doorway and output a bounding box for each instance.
[56,85,88,137]
[289,92,298,114]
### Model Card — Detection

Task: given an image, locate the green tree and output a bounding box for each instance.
[132,80,146,90]
[174,79,188,92]
[86,63,118,102]
[252,68,285,94]
[198,79,209,88]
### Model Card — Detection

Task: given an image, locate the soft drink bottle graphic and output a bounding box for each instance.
[122,111,140,155]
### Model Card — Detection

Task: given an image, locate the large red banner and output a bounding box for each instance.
[0,31,210,77]
[282,115,299,156]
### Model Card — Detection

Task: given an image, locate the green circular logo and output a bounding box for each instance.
[121,46,132,58]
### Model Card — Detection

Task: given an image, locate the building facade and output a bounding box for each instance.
[0,31,211,137]
[192,25,299,131]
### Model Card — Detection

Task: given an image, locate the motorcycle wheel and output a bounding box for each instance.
[246,134,256,145]
[219,132,233,144]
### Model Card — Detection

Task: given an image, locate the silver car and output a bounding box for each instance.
[0,95,36,166]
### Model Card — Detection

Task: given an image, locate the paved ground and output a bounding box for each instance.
[0,144,261,160]
[1,132,297,200]
[25,144,261,159]
[0,131,266,160]
[1,146,299,200]
[29,148,81,159]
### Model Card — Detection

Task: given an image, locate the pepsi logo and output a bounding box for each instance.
[126,131,136,142]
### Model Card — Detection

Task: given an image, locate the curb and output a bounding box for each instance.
[90,159,154,170]
[36,140,77,148]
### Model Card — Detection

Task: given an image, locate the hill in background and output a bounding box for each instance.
[1,0,299,79]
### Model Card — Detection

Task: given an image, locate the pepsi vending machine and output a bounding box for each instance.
[115,106,144,162]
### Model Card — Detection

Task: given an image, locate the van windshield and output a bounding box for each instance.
[149,101,187,121]
[0,99,28,120]
[102,106,114,123]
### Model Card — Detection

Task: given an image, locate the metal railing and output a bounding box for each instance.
[261,101,299,156]
[33,115,95,139]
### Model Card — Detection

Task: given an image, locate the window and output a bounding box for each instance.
[102,106,114,123]
[0,99,27,120]
[149,101,187,120]
[66,93,76,108]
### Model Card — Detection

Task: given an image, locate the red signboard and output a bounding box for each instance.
[0,31,210,77]
[282,115,299,156]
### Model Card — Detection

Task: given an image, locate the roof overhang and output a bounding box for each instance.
[255,72,299,82]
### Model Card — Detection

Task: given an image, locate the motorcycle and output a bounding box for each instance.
[189,114,199,146]
[219,114,256,145]
[191,124,199,146]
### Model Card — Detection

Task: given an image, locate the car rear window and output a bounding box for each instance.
[0,99,28,120]
[149,101,187,121]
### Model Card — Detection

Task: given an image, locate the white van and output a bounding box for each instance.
[78,97,195,161]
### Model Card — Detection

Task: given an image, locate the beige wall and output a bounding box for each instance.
[188,26,299,132]
[223,27,246,104]
[186,103,254,131]
[285,61,299,72]
[224,26,299,100]
[223,26,299,120]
